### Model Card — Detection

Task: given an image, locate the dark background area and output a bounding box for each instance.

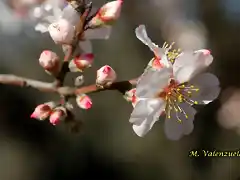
[0,0,240,179]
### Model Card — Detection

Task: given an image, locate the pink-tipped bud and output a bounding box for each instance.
[39,50,60,75]
[124,88,138,107]
[48,18,75,44]
[49,107,67,125]
[68,53,94,72]
[30,102,56,120]
[88,0,123,28]
[76,94,92,109]
[96,65,117,87]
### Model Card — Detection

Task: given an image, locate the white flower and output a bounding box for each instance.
[48,18,75,44]
[34,3,112,52]
[129,25,220,140]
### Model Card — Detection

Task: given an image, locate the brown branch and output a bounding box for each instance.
[55,3,92,87]
[0,74,138,96]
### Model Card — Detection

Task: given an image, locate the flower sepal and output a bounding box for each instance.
[68,53,94,72]
[124,88,138,107]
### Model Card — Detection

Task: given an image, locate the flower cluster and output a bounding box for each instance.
[125,25,220,140]
[3,0,221,140]
[29,0,121,127]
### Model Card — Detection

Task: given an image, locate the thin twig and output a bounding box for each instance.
[0,74,138,96]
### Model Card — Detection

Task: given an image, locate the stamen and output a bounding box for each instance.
[162,42,181,64]
[158,80,199,123]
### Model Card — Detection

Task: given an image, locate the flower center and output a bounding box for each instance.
[162,42,181,64]
[158,79,199,122]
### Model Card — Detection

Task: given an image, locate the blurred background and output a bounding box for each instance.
[0,0,240,179]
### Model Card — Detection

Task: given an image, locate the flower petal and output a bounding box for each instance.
[136,67,172,98]
[173,50,213,83]
[189,73,220,104]
[130,98,166,137]
[61,4,79,25]
[164,103,197,140]
[135,24,164,58]
[83,26,112,39]
[35,23,49,33]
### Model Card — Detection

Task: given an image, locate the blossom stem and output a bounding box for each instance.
[0,74,138,96]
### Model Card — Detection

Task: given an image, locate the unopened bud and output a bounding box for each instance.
[124,88,138,107]
[30,101,57,120]
[96,65,117,87]
[76,94,92,109]
[48,18,75,44]
[39,50,60,75]
[49,107,67,125]
[88,0,123,28]
[68,53,94,72]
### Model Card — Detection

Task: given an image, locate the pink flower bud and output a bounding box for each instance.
[96,65,117,87]
[49,107,67,125]
[124,88,138,107]
[30,102,56,120]
[68,53,94,72]
[39,50,60,75]
[48,18,75,44]
[89,0,123,28]
[76,94,92,109]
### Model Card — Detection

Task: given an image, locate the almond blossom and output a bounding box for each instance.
[33,2,112,53]
[129,25,221,140]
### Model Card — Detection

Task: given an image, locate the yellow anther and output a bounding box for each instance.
[194,101,198,104]
[185,115,189,119]
[178,119,182,123]
[187,91,192,94]
[168,115,171,119]
[190,85,194,88]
